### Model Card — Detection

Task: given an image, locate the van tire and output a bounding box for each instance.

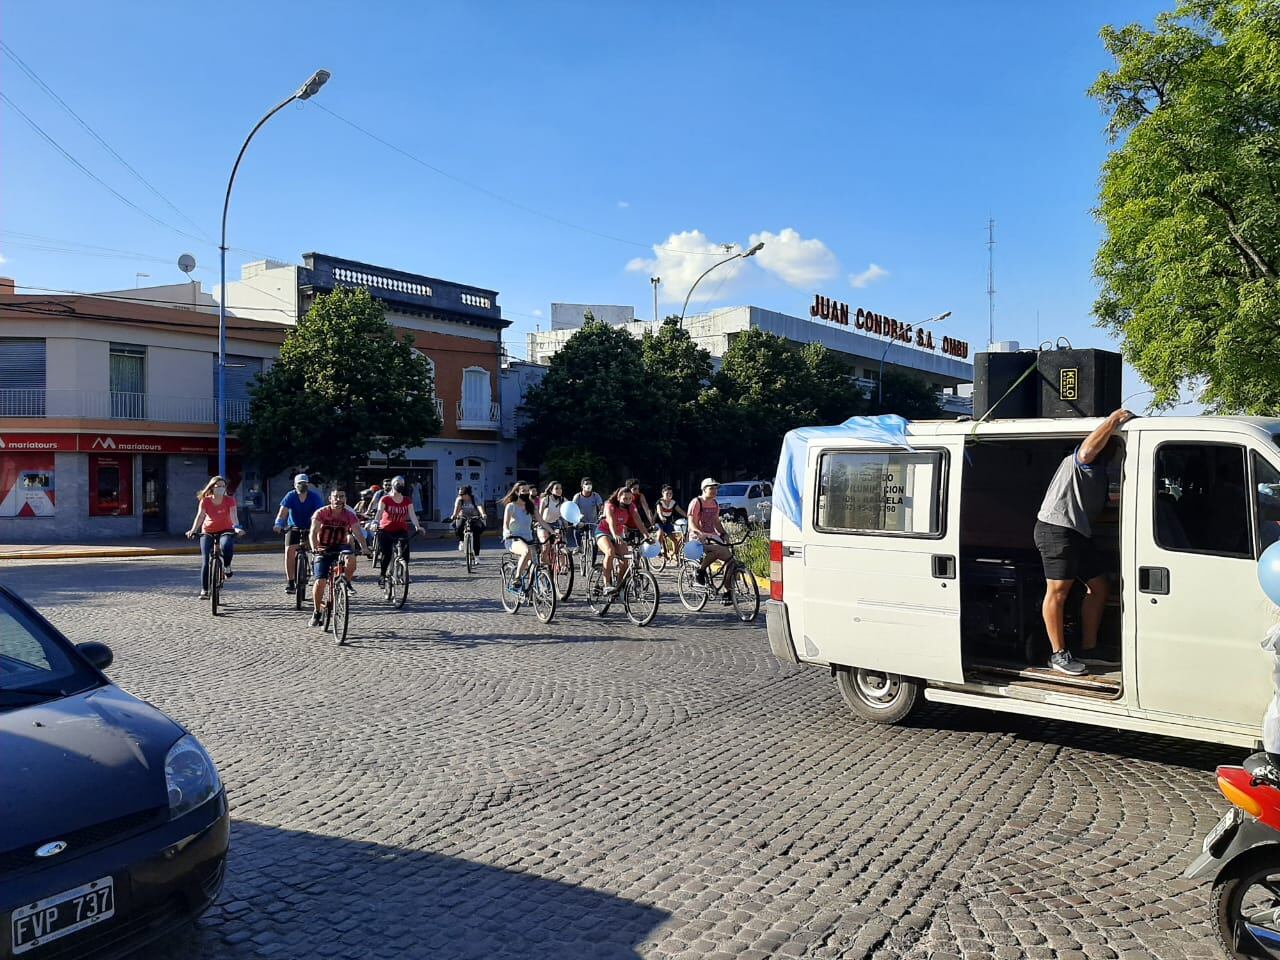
[835,668,921,724]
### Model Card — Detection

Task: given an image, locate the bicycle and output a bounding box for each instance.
[319,548,357,645]
[676,532,760,622]
[586,537,661,626]
[379,528,420,609]
[499,536,557,623]
[189,529,243,617]
[540,524,576,601]
[454,517,485,574]
[654,519,686,573]
[572,523,598,581]
[292,540,311,611]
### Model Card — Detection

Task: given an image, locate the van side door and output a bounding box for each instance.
[1134,434,1274,726]
[799,441,964,682]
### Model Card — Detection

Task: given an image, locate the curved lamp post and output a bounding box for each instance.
[677,241,765,331]
[218,69,331,477]
[877,310,951,407]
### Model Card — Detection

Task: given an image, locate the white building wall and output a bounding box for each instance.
[219,263,299,325]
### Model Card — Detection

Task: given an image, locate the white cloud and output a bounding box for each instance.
[627,230,749,304]
[617,200,630,209]
[849,263,889,288]
[531,308,543,317]
[0,254,7,264]
[748,228,839,288]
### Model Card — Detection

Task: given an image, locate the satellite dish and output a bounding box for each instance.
[178,254,196,274]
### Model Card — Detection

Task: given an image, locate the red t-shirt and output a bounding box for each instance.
[597,501,642,537]
[378,495,413,533]
[689,497,721,538]
[314,506,361,549]
[200,495,237,534]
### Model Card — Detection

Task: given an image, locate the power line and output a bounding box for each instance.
[7,283,294,314]
[1,41,212,241]
[310,101,728,258]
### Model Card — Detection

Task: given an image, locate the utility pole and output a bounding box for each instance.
[987,219,996,348]
[650,276,660,324]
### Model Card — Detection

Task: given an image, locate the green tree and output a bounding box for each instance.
[239,287,441,487]
[640,318,714,481]
[799,341,868,423]
[518,318,655,478]
[1091,0,1280,411]
[870,371,943,420]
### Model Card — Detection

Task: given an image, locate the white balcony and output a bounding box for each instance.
[0,389,251,424]
[455,399,500,431]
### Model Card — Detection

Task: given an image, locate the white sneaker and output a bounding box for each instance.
[457,541,464,552]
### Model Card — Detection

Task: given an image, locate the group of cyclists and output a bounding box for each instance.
[186,469,740,622]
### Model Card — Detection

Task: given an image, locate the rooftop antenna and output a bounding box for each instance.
[986,219,996,347]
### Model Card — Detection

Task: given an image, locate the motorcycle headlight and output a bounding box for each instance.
[164,734,222,820]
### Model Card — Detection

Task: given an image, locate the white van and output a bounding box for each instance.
[766,415,1280,748]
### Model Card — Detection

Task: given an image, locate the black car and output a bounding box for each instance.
[0,585,229,959]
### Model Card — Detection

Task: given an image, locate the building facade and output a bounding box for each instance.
[0,283,285,542]
[527,300,975,415]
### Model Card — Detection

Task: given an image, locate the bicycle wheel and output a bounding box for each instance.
[531,568,557,624]
[334,582,350,645]
[677,563,709,612]
[730,565,761,622]
[624,570,660,627]
[465,533,476,574]
[294,553,308,611]
[392,556,409,609]
[499,556,520,613]
[586,565,609,615]
[210,556,223,616]
[654,541,670,574]
[553,544,575,600]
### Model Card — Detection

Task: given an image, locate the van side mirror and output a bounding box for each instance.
[75,641,114,671]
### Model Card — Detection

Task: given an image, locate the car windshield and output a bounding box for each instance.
[718,483,750,497]
[0,593,99,707]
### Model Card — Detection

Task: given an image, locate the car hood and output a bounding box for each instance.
[0,685,181,851]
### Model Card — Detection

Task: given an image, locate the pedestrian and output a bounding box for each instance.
[1033,408,1135,676]
[186,475,244,599]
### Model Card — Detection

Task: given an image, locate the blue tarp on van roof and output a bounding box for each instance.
[773,415,912,528]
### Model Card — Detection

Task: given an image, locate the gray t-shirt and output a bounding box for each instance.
[1037,449,1110,538]
[572,491,603,525]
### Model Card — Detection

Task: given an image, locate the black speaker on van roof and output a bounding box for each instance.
[1037,348,1122,418]
[973,350,1040,420]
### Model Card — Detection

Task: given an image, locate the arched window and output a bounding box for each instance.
[411,348,436,384]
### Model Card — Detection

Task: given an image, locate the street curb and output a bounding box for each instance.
[0,544,282,561]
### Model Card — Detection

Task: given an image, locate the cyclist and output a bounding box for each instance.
[373,476,422,587]
[450,485,487,556]
[596,485,647,597]
[654,485,687,560]
[354,484,381,519]
[625,478,656,530]
[185,475,244,599]
[502,481,542,593]
[571,477,603,555]
[688,478,731,587]
[273,473,324,594]
[307,488,368,628]
[537,480,567,565]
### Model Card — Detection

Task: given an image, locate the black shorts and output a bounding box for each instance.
[284,528,304,547]
[1034,520,1102,582]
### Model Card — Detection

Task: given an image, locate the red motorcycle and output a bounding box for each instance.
[1187,752,1280,958]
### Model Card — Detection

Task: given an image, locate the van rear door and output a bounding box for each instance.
[799,440,964,682]
[1133,431,1274,725]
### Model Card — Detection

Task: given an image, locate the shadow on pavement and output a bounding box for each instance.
[153,820,669,959]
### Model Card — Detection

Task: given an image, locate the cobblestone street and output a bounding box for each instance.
[2,547,1239,959]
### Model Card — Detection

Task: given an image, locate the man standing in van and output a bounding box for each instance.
[1034,409,1135,676]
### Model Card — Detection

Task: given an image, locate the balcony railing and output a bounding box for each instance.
[434,398,444,421]
[455,399,500,431]
[0,389,251,424]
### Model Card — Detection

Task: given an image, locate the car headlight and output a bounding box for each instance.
[164,734,222,820]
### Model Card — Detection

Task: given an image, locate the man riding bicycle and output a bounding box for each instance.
[689,478,731,587]
[372,476,421,588]
[273,473,324,594]
[307,488,368,628]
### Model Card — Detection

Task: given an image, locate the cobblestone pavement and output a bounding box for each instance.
[2,547,1242,960]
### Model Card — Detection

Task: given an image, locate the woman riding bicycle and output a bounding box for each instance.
[450,485,487,556]
[185,475,244,600]
[502,481,544,591]
[372,476,421,588]
[654,485,686,559]
[537,480,567,564]
[596,486,647,597]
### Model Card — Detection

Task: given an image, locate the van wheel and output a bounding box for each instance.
[835,668,921,724]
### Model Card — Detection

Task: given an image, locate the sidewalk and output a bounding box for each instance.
[0,530,468,562]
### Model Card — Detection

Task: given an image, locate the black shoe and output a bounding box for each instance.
[695,569,707,585]
[224,568,233,579]
[285,581,296,594]
[377,577,385,589]
[309,611,323,627]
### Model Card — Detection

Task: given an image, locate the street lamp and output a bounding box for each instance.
[217,69,331,476]
[877,310,951,407]
[677,241,765,331]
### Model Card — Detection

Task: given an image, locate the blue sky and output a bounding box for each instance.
[3,1,1170,401]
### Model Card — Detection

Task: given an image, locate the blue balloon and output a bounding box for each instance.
[683,541,705,562]
[560,500,583,525]
[1259,541,1280,606]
